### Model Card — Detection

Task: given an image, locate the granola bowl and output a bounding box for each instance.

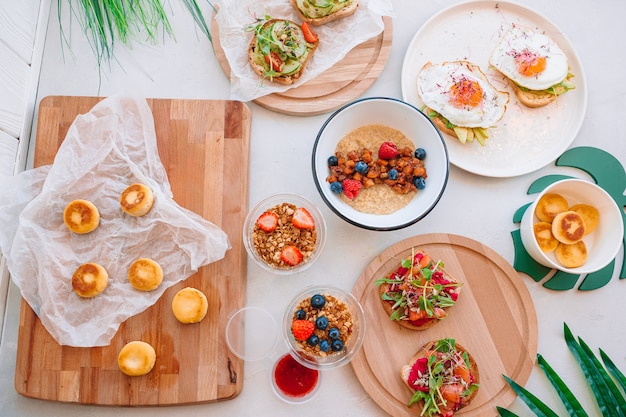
[283,285,366,370]
[243,193,327,275]
[312,97,449,231]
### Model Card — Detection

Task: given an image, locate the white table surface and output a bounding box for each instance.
[1,0,625,416]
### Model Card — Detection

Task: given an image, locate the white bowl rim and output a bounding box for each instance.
[312,96,450,231]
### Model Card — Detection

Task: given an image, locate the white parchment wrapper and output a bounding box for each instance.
[215,0,394,101]
[0,95,231,347]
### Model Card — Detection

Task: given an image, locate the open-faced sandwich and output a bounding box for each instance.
[489,26,575,108]
[401,338,479,416]
[375,248,461,330]
[248,17,319,85]
[290,0,359,26]
[417,60,509,146]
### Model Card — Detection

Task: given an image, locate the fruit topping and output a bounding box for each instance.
[414,147,427,160]
[414,177,426,190]
[355,161,368,174]
[310,294,326,309]
[292,207,315,229]
[330,181,343,194]
[292,319,315,341]
[295,309,307,320]
[319,339,330,352]
[378,141,399,160]
[316,316,329,330]
[280,245,303,266]
[327,155,338,166]
[328,327,340,340]
[331,339,344,351]
[307,335,319,346]
[256,211,278,233]
[388,168,398,180]
[342,178,362,200]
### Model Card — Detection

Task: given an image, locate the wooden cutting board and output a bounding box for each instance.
[211,15,393,116]
[351,234,538,416]
[14,96,251,406]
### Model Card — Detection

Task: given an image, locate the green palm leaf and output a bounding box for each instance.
[536,353,588,417]
[501,375,560,417]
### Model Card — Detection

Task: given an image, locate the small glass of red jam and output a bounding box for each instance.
[271,353,321,403]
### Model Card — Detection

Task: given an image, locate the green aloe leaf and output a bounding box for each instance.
[536,353,588,417]
[601,349,626,392]
[497,406,521,417]
[502,374,560,417]
[564,324,624,417]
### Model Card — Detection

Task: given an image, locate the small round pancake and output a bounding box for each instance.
[570,204,599,235]
[555,241,588,268]
[120,183,154,217]
[552,211,586,244]
[117,341,156,376]
[533,221,559,252]
[128,258,163,291]
[535,193,569,223]
[72,262,108,298]
[172,287,208,324]
[63,199,100,234]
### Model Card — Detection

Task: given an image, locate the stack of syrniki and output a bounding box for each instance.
[532,192,600,268]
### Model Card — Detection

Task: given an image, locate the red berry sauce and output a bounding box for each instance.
[273,354,319,398]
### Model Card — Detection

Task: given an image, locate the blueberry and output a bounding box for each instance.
[327,155,338,166]
[355,161,368,174]
[307,334,319,346]
[387,168,398,180]
[295,309,306,320]
[316,316,329,330]
[414,148,427,160]
[319,339,330,352]
[330,181,343,194]
[331,339,344,352]
[414,176,426,190]
[310,294,326,309]
[328,327,340,340]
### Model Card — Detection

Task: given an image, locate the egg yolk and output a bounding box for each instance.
[449,77,483,108]
[515,49,547,77]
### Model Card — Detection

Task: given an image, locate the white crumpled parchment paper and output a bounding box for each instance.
[215,0,394,102]
[0,95,231,347]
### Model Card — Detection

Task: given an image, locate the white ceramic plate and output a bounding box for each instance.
[401,0,587,177]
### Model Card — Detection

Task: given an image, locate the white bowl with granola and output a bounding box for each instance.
[284,285,365,370]
[243,193,327,275]
[312,97,449,231]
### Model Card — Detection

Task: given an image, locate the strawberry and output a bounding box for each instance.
[378,141,399,159]
[292,207,315,229]
[256,211,278,232]
[291,319,315,341]
[280,245,303,266]
[342,178,362,200]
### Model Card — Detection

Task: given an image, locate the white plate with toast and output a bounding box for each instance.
[401,0,587,177]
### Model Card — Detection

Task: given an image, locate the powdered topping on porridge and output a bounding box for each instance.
[252,202,317,268]
[325,124,428,215]
[291,293,353,358]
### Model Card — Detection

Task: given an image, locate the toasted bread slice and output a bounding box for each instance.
[248,19,319,85]
[377,249,461,330]
[401,339,479,413]
[290,0,359,26]
[509,79,558,108]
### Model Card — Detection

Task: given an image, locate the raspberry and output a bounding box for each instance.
[342,178,362,200]
[378,141,399,159]
[291,319,315,341]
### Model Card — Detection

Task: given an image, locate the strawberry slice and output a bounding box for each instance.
[280,245,303,266]
[256,211,278,233]
[378,141,399,159]
[292,207,315,229]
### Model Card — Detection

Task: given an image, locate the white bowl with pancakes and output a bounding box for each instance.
[520,178,623,274]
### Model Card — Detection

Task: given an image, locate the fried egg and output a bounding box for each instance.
[489,26,569,91]
[417,61,509,128]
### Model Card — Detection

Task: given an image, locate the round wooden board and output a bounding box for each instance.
[350,233,538,416]
[211,15,392,116]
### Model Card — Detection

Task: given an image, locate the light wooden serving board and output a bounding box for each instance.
[14,96,251,406]
[211,15,392,116]
[351,234,538,416]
